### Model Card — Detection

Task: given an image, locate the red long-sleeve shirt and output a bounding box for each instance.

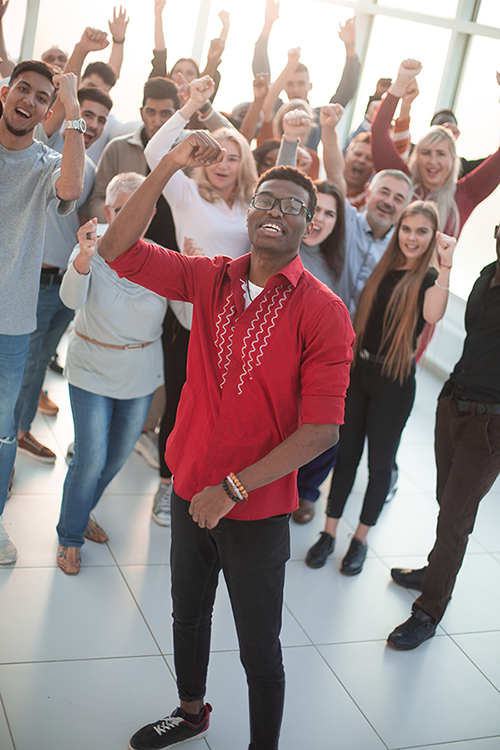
[110,240,354,519]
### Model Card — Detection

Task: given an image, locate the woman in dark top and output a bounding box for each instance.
[306,201,456,575]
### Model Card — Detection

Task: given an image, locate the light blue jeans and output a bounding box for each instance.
[56,384,153,547]
[15,282,74,432]
[0,333,30,515]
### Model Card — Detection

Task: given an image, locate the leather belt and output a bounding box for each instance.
[40,268,64,286]
[75,330,157,350]
[454,397,500,416]
[358,348,385,365]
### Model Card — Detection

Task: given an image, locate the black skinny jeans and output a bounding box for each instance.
[327,357,416,526]
[170,490,290,750]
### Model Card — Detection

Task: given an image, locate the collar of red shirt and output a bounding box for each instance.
[227,251,305,290]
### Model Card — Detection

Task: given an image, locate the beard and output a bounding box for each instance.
[2,111,36,137]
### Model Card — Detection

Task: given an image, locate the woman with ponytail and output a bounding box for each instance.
[306,201,456,575]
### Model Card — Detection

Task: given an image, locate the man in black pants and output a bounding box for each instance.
[387,223,500,650]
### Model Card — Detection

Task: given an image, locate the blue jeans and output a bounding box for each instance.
[57,385,153,547]
[15,282,74,432]
[0,333,30,515]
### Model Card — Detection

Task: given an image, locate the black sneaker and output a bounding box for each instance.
[385,467,399,503]
[387,609,436,650]
[390,566,427,591]
[305,532,335,569]
[128,704,212,749]
[341,537,367,576]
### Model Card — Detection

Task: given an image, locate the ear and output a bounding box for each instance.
[139,107,145,124]
[104,205,113,224]
[0,85,10,104]
[302,220,313,240]
[42,108,53,123]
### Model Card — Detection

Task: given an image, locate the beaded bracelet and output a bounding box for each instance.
[222,477,240,502]
[228,472,249,502]
[226,474,243,501]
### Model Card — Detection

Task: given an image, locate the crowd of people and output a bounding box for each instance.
[1,1,499,749]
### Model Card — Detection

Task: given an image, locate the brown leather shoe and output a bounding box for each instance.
[57,545,81,575]
[292,497,315,524]
[84,518,109,544]
[38,390,59,416]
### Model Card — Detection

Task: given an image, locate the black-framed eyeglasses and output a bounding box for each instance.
[250,194,312,222]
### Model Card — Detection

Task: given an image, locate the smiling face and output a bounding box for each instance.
[140,97,177,141]
[344,141,374,192]
[247,178,313,262]
[365,175,411,234]
[205,138,241,200]
[80,99,110,148]
[303,192,337,247]
[0,71,54,138]
[398,212,435,268]
[418,138,455,191]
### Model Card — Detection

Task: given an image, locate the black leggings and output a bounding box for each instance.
[327,357,416,527]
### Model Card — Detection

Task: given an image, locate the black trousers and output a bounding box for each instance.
[414,396,500,623]
[327,358,415,526]
[170,490,290,750]
[159,309,190,479]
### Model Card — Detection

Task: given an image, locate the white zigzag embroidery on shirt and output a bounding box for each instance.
[237,284,292,395]
[215,292,236,388]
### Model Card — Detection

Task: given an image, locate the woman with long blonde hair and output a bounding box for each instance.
[306,201,456,575]
[371,59,500,238]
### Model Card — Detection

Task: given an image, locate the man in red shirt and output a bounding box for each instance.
[99,133,354,750]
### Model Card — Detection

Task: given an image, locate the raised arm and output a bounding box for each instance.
[392,78,419,159]
[99,131,224,262]
[149,0,167,78]
[329,16,360,107]
[43,27,109,138]
[261,47,301,124]
[252,0,280,77]
[321,104,346,196]
[199,11,230,99]
[423,232,456,324]
[107,6,129,80]
[54,73,85,202]
[371,60,421,174]
[239,73,269,143]
[0,0,15,77]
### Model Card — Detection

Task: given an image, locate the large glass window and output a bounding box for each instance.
[476,0,500,27]
[2,0,28,62]
[377,0,459,19]
[350,15,451,139]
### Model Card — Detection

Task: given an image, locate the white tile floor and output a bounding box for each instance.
[2,359,500,750]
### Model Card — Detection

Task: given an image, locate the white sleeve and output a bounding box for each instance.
[144,111,198,207]
[59,248,92,310]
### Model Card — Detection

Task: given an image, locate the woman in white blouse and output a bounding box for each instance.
[56,173,167,575]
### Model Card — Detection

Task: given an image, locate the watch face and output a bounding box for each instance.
[66,118,87,133]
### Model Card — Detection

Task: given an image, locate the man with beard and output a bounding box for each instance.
[97,135,354,749]
[0,60,84,564]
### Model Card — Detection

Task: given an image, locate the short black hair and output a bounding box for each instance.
[77,87,113,112]
[142,77,180,110]
[82,61,117,89]
[257,165,317,218]
[430,109,458,127]
[8,60,57,105]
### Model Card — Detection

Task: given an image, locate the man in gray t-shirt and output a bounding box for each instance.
[0,60,85,565]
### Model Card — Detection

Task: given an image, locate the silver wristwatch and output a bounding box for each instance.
[64,118,87,133]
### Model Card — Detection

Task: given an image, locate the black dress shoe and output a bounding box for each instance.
[341,537,367,576]
[306,532,335,568]
[390,566,427,591]
[49,354,64,375]
[387,609,436,650]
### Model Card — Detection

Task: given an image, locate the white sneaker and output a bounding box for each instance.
[134,431,160,470]
[152,482,172,526]
[0,515,17,564]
